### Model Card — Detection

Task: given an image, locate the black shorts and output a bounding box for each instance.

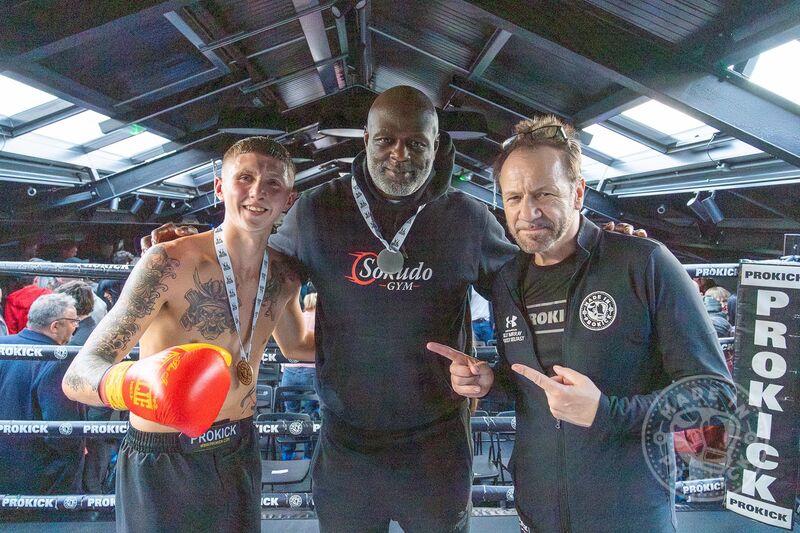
[115,418,261,533]
[313,405,473,533]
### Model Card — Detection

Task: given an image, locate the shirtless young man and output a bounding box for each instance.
[62,137,314,533]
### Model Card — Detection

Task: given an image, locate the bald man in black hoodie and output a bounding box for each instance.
[269,86,516,531]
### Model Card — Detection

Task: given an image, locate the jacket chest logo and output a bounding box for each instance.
[501,314,525,344]
[579,291,617,330]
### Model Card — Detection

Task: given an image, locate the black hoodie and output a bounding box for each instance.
[270,133,516,435]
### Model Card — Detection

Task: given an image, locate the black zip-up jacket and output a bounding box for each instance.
[270,133,516,436]
[492,217,735,533]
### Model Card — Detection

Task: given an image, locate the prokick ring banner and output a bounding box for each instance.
[724,260,800,530]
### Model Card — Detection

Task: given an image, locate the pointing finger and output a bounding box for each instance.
[512,363,559,393]
[427,342,474,365]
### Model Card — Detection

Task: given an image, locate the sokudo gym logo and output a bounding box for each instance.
[642,375,751,502]
[345,251,432,291]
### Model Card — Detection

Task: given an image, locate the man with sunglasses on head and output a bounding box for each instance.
[430,115,735,532]
[0,293,86,514]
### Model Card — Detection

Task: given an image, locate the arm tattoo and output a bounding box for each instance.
[82,246,179,364]
[181,269,235,339]
[261,259,299,321]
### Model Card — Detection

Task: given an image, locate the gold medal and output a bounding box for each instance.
[237,359,253,386]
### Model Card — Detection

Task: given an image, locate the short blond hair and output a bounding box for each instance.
[493,115,582,185]
[705,286,731,302]
[222,136,296,183]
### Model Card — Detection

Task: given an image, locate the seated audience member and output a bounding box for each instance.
[704,286,733,338]
[96,250,135,310]
[55,281,115,494]
[0,294,86,500]
[0,287,7,336]
[55,280,97,345]
[4,262,54,334]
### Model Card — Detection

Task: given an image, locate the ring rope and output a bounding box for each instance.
[0,480,725,512]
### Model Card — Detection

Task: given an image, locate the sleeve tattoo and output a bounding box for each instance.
[65,246,179,393]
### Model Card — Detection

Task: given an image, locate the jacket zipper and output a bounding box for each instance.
[557,278,581,533]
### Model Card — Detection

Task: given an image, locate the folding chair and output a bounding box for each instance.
[471,411,500,484]
[255,383,273,416]
[491,410,516,483]
[258,362,281,385]
[273,385,320,417]
[256,413,314,493]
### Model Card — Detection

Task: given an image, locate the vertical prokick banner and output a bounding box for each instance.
[725,261,800,530]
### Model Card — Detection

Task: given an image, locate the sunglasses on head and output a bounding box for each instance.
[501,125,568,150]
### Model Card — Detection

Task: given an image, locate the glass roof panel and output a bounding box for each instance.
[583,124,656,159]
[97,132,171,158]
[622,100,705,134]
[31,110,110,145]
[748,40,800,105]
[0,75,59,117]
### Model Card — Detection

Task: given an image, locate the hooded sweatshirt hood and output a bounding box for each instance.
[350,131,455,213]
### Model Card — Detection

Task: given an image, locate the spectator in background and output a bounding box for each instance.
[704,286,733,338]
[4,260,53,334]
[56,280,116,494]
[279,292,319,459]
[0,294,86,504]
[96,250,135,310]
[55,280,97,345]
[0,287,7,336]
[470,286,494,345]
[726,292,737,326]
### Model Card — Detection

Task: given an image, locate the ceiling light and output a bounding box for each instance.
[129,196,145,215]
[700,191,724,224]
[686,191,709,221]
[217,106,286,136]
[153,198,166,216]
[437,109,488,140]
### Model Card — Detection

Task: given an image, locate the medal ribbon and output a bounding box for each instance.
[213,225,269,368]
[351,176,425,254]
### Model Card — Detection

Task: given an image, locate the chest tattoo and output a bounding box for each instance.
[181,270,235,339]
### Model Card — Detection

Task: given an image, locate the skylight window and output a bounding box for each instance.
[621,100,712,141]
[97,131,171,159]
[583,124,654,159]
[0,75,58,117]
[31,110,110,145]
[748,40,800,105]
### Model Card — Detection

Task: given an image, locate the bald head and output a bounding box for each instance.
[367,86,438,135]
[364,86,440,198]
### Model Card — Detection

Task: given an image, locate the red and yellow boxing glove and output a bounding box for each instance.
[99,343,233,438]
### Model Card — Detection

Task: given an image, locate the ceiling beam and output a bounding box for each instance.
[463,0,800,168]
[0,0,195,68]
[292,0,340,94]
[469,29,513,79]
[572,89,648,128]
[39,133,240,211]
[711,3,800,67]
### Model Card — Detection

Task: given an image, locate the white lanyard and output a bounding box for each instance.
[350,176,425,273]
[213,225,269,370]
